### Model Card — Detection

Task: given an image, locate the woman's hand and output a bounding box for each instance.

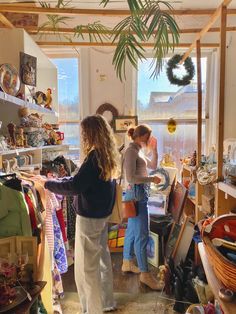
[148,136,157,151]
[151,175,161,184]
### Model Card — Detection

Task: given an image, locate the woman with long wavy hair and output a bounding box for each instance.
[43,115,120,314]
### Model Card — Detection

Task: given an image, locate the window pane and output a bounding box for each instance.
[51,58,79,121]
[137,57,207,120]
[147,122,205,171]
[60,123,80,147]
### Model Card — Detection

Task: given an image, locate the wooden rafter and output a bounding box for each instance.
[180,0,232,63]
[36,41,220,48]
[217,5,227,183]
[1,5,236,17]
[24,26,236,35]
[0,13,14,29]
[196,39,202,167]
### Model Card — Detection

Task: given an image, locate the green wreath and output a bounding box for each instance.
[166,54,195,86]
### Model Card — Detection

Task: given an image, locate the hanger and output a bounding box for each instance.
[0,173,17,179]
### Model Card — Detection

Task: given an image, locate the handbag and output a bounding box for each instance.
[109,181,123,224]
[122,199,137,219]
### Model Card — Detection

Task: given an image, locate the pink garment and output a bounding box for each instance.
[45,190,60,252]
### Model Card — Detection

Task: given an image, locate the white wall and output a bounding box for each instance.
[0,28,24,71]
[79,47,135,117]
[79,47,135,147]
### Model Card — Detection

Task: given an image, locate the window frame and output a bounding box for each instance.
[46,52,81,125]
[45,52,81,150]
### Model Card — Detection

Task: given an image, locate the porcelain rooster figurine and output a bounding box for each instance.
[44,88,52,110]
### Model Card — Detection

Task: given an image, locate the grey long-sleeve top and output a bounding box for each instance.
[124,142,158,184]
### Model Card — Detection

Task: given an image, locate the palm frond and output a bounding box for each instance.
[74,22,111,42]
[111,14,147,81]
[141,0,179,78]
[100,0,144,10]
[39,1,72,36]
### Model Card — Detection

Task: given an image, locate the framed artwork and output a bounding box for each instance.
[165,222,181,261]
[114,116,138,133]
[172,216,194,266]
[20,52,37,86]
[168,181,188,223]
[147,231,159,267]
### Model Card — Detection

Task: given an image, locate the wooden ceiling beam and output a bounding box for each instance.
[0,13,14,29]
[25,26,236,35]
[180,0,232,63]
[36,41,220,48]
[1,5,236,17]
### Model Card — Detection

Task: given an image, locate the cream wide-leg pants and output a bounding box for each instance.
[74,215,115,314]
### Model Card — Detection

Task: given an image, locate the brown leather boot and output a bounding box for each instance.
[140,272,164,291]
[121,259,140,274]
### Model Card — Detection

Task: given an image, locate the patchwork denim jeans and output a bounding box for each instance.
[123,184,150,272]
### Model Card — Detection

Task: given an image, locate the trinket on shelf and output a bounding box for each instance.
[44,88,52,110]
[7,122,16,147]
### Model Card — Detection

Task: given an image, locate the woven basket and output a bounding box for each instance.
[202,214,236,291]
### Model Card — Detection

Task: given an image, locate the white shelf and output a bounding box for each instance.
[217,181,236,199]
[0,144,69,156]
[42,144,69,151]
[0,91,58,116]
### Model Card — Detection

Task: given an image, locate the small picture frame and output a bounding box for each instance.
[20,52,37,86]
[147,231,159,267]
[114,115,138,133]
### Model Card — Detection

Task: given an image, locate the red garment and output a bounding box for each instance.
[24,193,37,230]
[56,208,67,242]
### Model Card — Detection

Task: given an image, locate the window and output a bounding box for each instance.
[137,57,207,170]
[50,58,80,149]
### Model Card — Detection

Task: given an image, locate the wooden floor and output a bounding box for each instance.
[62,252,153,294]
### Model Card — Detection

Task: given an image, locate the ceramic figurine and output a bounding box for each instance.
[49,130,58,145]
[190,150,197,166]
[16,127,25,147]
[44,88,52,110]
[18,107,30,127]
[35,91,46,106]
[7,122,16,147]
[160,153,176,168]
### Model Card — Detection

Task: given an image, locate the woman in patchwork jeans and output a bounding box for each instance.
[122,124,163,290]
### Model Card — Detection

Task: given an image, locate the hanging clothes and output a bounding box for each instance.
[0,183,32,237]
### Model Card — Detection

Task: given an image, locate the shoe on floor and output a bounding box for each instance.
[103,306,118,312]
[121,259,140,274]
[140,272,164,291]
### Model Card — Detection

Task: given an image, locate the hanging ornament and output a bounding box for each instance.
[167,118,177,134]
[166,54,195,86]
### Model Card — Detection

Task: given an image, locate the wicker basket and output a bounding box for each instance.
[202,214,236,291]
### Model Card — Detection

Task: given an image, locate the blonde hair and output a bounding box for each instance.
[81,114,120,180]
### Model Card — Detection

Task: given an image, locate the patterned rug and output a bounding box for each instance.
[60,292,175,314]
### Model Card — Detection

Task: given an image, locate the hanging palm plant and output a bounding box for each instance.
[39,0,180,81]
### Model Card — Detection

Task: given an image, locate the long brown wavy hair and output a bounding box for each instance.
[81,114,120,180]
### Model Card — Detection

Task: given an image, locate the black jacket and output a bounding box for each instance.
[45,150,116,218]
